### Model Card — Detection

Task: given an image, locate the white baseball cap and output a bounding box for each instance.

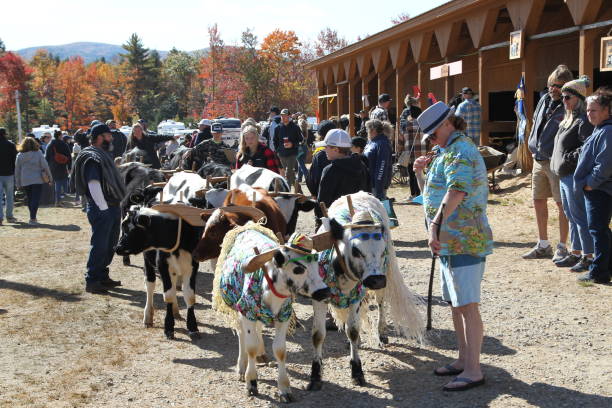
[198,119,212,126]
[316,128,352,148]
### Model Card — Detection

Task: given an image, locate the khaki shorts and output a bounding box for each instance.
[532,159,561,202]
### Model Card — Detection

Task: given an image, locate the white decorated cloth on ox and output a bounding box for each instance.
[327,192,426,341]
[212,222,294,327]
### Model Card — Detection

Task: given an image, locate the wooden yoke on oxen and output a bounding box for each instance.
[152,203,214,227]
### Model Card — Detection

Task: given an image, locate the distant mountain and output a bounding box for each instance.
[16,42,173,63]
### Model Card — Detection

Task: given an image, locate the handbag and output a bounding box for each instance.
[381,198,399,229]
[53,146,69,165]
[41,170,50,184]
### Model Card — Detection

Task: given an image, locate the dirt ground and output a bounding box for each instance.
[1,174,611,408]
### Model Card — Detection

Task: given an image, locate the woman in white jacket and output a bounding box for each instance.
[15,137,52,224]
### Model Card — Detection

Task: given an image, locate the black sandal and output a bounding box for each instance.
[443,376,486,392]
[434,364,463,376]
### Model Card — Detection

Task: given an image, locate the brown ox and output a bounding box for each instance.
[192,186,287,262]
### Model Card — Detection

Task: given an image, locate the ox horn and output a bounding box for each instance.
[311,231,333,251]
[276,232,285,245]
[346,195,355,217]
[245,247,276,273]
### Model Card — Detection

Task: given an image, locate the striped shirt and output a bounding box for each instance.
[456,99,482,145]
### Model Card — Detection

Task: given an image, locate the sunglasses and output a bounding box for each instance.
[549,83,563,89]
[562,94,573,100]
[288,254,318,264]
[350,232,383,241]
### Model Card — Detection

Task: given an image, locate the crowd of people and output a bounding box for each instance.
[0,66,610,391]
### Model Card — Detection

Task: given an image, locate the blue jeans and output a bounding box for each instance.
[24,184,42,220]
[86,204,121,283]
[559,175,593,254]
[0,175,14,220]
[54,178,69,203]
[584,189,612,281]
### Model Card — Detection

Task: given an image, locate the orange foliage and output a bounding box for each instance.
[54,57,95,129]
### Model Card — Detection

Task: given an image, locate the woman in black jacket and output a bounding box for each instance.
[126,123,176,169]
[45,130,72,206]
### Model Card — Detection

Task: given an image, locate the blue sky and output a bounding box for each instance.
[4,0,448,50]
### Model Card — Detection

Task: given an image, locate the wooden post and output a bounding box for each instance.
[252,191,256,207]
[478,50,489,146]
[274,178,280,194]
[276,231,285,245]
[160,189,164,203]
[179,191,184,203]
[579,29,597,92]
[348,81,356,136]
[206,176,211,189]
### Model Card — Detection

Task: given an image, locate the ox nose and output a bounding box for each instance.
[312,287,332,302]
[363,275,386,290]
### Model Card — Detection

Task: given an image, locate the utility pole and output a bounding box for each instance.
[15,90,23,143]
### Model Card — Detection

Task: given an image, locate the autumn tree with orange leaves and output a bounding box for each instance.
[54,57,95,129]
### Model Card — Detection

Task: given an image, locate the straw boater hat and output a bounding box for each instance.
[245,233,316,272]
[344,211,381,229]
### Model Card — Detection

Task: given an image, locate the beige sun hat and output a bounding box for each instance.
[245,233,317,272]
[344,210,382,229]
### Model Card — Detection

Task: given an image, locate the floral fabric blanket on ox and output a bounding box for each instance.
[215,224,292,325]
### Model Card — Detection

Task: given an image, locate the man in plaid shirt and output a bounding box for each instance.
[455,87,482,145]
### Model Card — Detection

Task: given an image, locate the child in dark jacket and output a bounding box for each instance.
[317,129,369,210]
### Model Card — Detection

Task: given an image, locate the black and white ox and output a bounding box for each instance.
[115,206,204,340]
[307,192,425,390]
[160,171,228,209]
[212,226,331,402]
[231,165,317,236]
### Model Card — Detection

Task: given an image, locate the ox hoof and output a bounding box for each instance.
[144,322,153,328]
[379,335,389,345]
[247,380,258,396]
[188,331,200,340]
[165,332,175,340]
[279,392,295,403]
[306,380,322,391]
[238,373,245,382]
[122,256,130,266]
[173,314,184,321]
[352,375,366,386]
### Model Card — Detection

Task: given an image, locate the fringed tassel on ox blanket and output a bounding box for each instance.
[329,192,426,343]
[212,222,297,334]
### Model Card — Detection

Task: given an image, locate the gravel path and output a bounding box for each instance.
[1,175,610,407]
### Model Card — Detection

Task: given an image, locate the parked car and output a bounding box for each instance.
[157,120,186,136]
[32,124,61,139]
[214,117,241,148]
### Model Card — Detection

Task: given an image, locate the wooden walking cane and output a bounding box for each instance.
[426,204,445,331]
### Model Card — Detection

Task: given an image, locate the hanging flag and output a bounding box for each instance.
[412,85,421,99]
[515,75,527,143]
[427,92,437,106]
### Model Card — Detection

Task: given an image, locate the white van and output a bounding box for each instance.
[32,124,61,139]
[157,120,186,136]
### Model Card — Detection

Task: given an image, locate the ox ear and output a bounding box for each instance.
[129,192,144,204]
[136,214,151,228]
[296,199,317,212]
[273,249,286,267]
[330,218,344,241]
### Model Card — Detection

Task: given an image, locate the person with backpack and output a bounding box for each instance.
[45,130,72,207]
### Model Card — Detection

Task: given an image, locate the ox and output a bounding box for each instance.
[211,224,330,402]
[115,206,204,340]
[192,186,299,263]
[306,192,425,390]
[231,165,317,236]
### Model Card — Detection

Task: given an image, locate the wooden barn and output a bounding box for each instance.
[305,0,612,150]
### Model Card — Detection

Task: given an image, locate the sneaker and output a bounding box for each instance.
[85,281,108,294]
[552,245,570,263]
[570,257,592,273]
[554,253,581,267]
[6,216,17,223]
[522,244,553,259]
[577,272,610,284]
[101,278,122,288]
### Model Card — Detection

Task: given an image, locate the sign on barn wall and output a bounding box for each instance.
[509,30,523,60]
[601,36,612,72]
[430,60,463,80]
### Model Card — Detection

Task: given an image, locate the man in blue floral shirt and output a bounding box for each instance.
[414,101,492,392]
